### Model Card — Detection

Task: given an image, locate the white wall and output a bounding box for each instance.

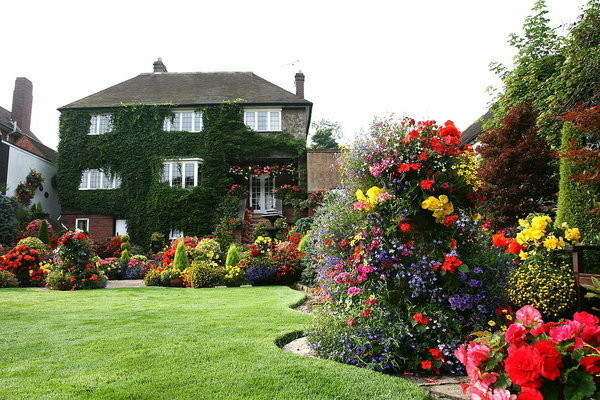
[5,141,60,219]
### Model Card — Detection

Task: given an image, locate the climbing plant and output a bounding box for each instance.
[57,102,304,247]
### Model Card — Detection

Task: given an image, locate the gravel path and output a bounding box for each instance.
[105,280,145,288]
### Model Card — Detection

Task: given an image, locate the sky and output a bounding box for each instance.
[0,0,589,150]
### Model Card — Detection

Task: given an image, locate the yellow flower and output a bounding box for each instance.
[438,195,449,204]
[518,219,529,228]
[356,186,386,212]
[473,213,483,222]
[488,321,496,327]
[565,228,581,243]
[531,215,551,230]
[421,196,440,210]
[519,251,528,260]
[543,235,565,250]
[422,195,454,223]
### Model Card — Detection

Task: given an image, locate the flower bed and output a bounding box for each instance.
[307,118,511,373]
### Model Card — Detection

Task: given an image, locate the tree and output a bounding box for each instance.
[477,104,556,230]
[309,119,341,149]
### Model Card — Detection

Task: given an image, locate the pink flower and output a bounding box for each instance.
[347,286,361,296]
[549,320,581,343]
[505,323,527,347]
[491,389,517,400]
[515,306,543,327]
[573,311,599,327]
[467,343,491,368]
[454,344,467,365]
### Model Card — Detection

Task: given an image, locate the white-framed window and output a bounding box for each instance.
[79,169,121,190]
[169,229,184,239]
[161,158,203,188]
[75,218,89,232]
[163,110,203,132]
[244,109,281,131]
[88,114,113,135]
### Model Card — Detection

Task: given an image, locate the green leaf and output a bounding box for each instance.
[458,264,470,273]
[564,370,595,400]
[541,381,561,400]
[416,324,427,333]
[494,375,511,390]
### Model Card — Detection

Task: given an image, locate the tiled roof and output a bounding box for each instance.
[60,72,312,110]
[461,110,494,144]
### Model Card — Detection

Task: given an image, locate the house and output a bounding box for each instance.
[57,59,312,244]
[0,77,60,219]
[460,110,494,146]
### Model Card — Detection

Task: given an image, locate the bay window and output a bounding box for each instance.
[161,159,203,188]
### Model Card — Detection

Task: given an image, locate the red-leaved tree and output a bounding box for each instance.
[477,104,556,229]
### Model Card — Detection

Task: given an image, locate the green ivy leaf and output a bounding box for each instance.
[564,370,595,400]
[458,264,470,273]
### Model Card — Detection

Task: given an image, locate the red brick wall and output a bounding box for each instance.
[61,214,114,243]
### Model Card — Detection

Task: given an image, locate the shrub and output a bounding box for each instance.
[294,217,313,234]
[94,237,123,259]
[185,260,222,288]
[223,265,246,286]
[162,237,198,267]
[125,255,148,279]
[213,216,239,251]
[149,232,167,253]
[96,257,121,279]
[477,104,556,230]
[46,231,107,290]
[225,243,240,267]
[507,261,576,318]
[457,306,600,400]
[556,122,600,240]
[144,268,164,286]
[245,260,278,286]
[0,270,18,288]
[300,265,317,286]
[17,237,48,256]
[0,196,16,247]
[38,219,50,244]
[172,241,189,271]
[193,238,221,263]
[161,268,183,286]
[0,245,45,286]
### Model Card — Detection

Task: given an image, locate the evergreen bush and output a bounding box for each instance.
[172,241,189,271]
[225,243,240,267]
[0,196,16,247]
[38,219,50,244]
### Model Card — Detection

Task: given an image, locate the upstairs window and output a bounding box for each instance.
[79,169,121,190]
[161,159,203,188]
[89,115,113,135]
[244,109,281,131]
[163,111,203,132]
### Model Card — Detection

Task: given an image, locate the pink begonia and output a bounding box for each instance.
[505,323,527,347]
[549,320,581,343]
[515,305,543,327]
[573,311,599,326]
[490,389,517,400]
[347,286,361,296]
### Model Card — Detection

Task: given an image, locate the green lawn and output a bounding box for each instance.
[0,286,428,400]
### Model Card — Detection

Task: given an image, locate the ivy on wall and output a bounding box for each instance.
[57,103,305,246]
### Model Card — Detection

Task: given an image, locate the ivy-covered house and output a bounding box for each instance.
[57,59,312,245]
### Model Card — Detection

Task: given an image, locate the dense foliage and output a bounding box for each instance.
[477,105,555,230]
[310,119,341,149]
[0,196,16,247]
[57,103,304,246]
[457,306,600,400]
[307,118,511,374]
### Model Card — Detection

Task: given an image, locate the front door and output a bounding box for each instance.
[250,174,275,213]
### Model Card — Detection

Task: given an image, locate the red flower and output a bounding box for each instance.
[504,345,542,388]
[250,249,261,257]
[359,309,372,318]
[441,255,462,273]
[439,120,461,138]
[532,340,562,380]
[506,239,525,254]
[505,323,527,347]
[421,360,432,370]
[412,313,430,325]
[428,348,444,361]
[580,355,600,375]
[346,317,355,327]
[397,163,421,173]
[443,215,458,226]
[518,387,543,400]
[399,222,411,232]
[491,231,509,248]
[420,179,434,190]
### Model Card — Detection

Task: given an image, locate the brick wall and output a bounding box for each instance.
[61,214,114,243]
[307,149,341,192]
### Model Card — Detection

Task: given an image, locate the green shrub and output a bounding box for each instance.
[120,248,131,266]
[556,123,600,239]
[17,237,48,256]
[0,271,18,288]
[225,243,240,267]
[507,260,577,319]
[185,260,223,288]
[160,268,182,286]
[193,238,221,263]
[294,217,313,234]
[172,241,189,271]
[144,269,164,286]
[0,196,16,247]
[38,220,50,244]
[300,264,318,286]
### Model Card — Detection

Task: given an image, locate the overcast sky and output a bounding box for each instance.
[0,0,588,149]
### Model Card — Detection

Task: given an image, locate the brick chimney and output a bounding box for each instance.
[11,77,33,134]
[153,58,168,73]
[295,71,305,99]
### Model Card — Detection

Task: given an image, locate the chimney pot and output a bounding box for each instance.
[153,58,168,73]
[11,77,33,134]
[295,71,305,99]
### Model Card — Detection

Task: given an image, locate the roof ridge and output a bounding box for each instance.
[139,71,254,75]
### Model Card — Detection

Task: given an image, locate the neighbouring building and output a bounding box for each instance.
[0,78,60,219]
[307,149,341,192]
[57,59,312,243]
[460,110,494,146]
